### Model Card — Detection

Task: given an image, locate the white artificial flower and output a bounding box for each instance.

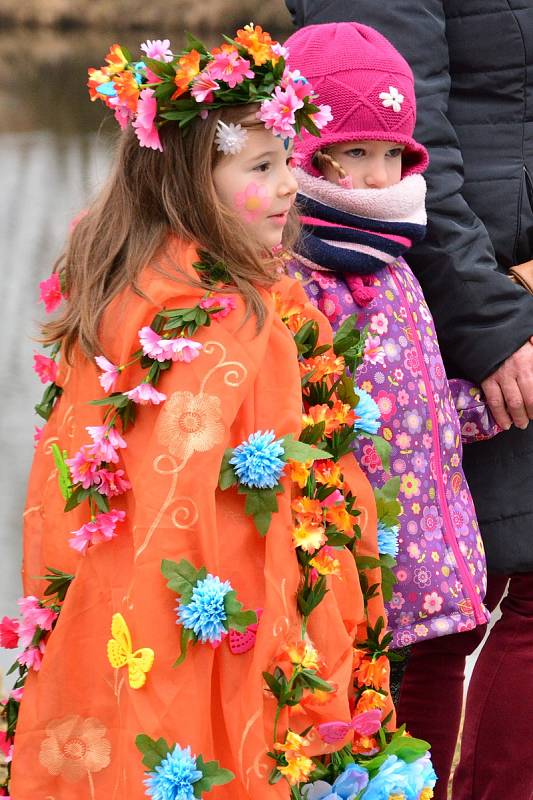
[379,85,404,113]
[214,121,248,155]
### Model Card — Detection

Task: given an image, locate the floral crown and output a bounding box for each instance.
[88,25,332,153]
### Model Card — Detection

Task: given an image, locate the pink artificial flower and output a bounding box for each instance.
[271,42,290,60]
[0,616,19,649]
[9,687,24,702]
[95,355,120,392]
[209,48,254,89]
[68,509,126,554]
[34,426,43,446]
[66,446,102,489]
[86,424,127,463]
[125,382,167,405]
[352,709,382,736]
[320,489,343,508]
[132,88,163,152]
[33,353,58,385]
[164,338,203,363]
[258,84,304,138]
[17,596,57,649]
[191,72,220,103]
[38,272,63,313]
[0,731,13,762]
[311,104,333,130]
[94,468,131,497]
[109,96,134,130]
[139,325,168,361]
[234,182,271,223]
[17,641,45,672]
[281,67,309,100]
[199,295,236,320]
[140,38,173,62]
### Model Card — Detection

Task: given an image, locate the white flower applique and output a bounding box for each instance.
[215,121,248,155]
[379,86,404,113]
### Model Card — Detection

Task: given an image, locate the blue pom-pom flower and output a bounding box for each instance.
[353,388,381,436]
[177,573,232,644]
[144,743,202,800]
[377,521,400,557]
[229,430,285,489]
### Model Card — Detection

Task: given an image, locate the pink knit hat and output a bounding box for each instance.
[284,22,429,177]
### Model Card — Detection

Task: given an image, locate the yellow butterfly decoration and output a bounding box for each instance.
[107,612,155,689]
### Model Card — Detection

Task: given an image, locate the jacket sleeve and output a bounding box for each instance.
[285,0,533,382]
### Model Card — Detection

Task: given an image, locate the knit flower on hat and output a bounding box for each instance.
[379,85,404,113]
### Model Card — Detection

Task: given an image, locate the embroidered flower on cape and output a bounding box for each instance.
[379,85,404,113]
[38,714,111,782]
[214,121,248,155]
[157,390,225,464]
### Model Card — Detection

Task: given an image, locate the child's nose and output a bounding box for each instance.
[365,161,389,188]
[280,165,299,197]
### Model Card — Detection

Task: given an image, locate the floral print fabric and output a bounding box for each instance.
[288,256,489,647]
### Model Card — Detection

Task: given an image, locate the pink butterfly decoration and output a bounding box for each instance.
[228,609,262,655]
[318,709,382,743]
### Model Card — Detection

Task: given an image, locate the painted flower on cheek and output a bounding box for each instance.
[234,182,271,223]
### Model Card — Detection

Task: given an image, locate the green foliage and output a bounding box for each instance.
[50,444,73,500]
[35,382,63,421]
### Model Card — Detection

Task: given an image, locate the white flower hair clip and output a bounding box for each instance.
[215,121,248,155]
[379,86,404,113]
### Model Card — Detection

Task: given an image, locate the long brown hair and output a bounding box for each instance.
[43,105,299,360]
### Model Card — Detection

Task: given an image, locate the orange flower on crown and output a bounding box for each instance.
[104,44,128,75]
[300,353,346,383]
[235,23,276,66]
[87,67,112,102]
[356,689,387,713]
[314,459,343,489]
[172,49,201,99]
[325,503,354,535]
[292,520,327,554]
[355,655,389,690]
[292,496,323,523]
[309,546,341,576]
[289,459,312,489]
[114,71,140,113]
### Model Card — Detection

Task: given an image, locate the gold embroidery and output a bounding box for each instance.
[199,340,248,391]
[39,715,111,783]
[156,390,225,463]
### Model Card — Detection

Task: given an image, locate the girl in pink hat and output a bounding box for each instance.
[284,18,494,734]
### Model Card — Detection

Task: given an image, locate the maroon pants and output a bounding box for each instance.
[396,572,533,800]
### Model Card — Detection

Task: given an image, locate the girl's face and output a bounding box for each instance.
[322,140,404,189]
[212,125,298,251]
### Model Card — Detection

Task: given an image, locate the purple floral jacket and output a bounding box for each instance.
[288,255,490,647]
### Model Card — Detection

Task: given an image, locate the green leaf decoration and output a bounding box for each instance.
[218,449,238,491]
[173,626,196,668]
[35,382,63,420]
[92,489,110,513]
[253,509,272,536]
[135,734,172,770]
[194,754,235,797]
[368,434,392,472]
[281,434,331,464]
[224,591,257,632]
[299,421,326,445]
[90,392,129,408]
[64,484,91,512]
[161,558,207,604]
[50,444,73,500]
[41,566,74,602]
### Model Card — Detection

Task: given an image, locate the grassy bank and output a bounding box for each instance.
[0,0,292,30]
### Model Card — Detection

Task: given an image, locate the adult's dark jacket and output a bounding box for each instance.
[285,0,533,572]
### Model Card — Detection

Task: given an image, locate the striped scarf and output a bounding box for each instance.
[294,168,427,275]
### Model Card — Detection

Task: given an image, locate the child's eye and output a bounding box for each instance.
[387,148,403,158]
[346,149,365,158]
[253,161,271,172]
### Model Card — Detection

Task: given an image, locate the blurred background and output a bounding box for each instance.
[0,0,293,678]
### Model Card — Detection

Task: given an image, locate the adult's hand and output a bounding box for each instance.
[481,340,533,430]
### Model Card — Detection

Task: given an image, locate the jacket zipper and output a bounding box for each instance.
[388,264,486,624]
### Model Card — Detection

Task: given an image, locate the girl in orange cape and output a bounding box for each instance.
[4,28,433,800]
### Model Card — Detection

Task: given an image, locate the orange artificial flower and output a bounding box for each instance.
[302,403,340,436]
[286,639,322,671]
[325,503,354,534]
[291,496,323,522]
[235,23,276,66]
[352,648,365,671]
[289,459,312,489]
[271,292,309,334]
[356,689,387,713]
[300,353,346,383]
[172,49,201,99]
[419,790,434,800]
[292,520,327,554]
[331,400,356,427]
[87,67,112,102]
[309,546,341,576]
[104,44,128,75]
[352,733,379,755]
[114,71,140,113]
[278,754,314,785]
[314,459,343,489]
[355,655,389,689]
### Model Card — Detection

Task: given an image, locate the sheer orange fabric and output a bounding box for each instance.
[12,240,388,799]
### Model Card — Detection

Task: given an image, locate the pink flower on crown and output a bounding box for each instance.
[140,39,173,62]
[68,509,126,554]
[109,97,134,130]
[38,273,63,313]
[95,355,120,392]
[258,84,304,138]
[271,43,290,60]
[281,67,309,100]
[17,641,45,672]
[86,425,127,463]
[132,88,162,152]
[94,468,131,497]
[209,45,254,89]
[311,104,333,130]
[66,446,102,489]
[199,295,236,320]
[191,72,220,104]
[33,354,58,384]
[125,382,167,405]
[234,182,271,223]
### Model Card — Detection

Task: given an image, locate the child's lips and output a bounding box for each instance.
[268,209,290,224]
